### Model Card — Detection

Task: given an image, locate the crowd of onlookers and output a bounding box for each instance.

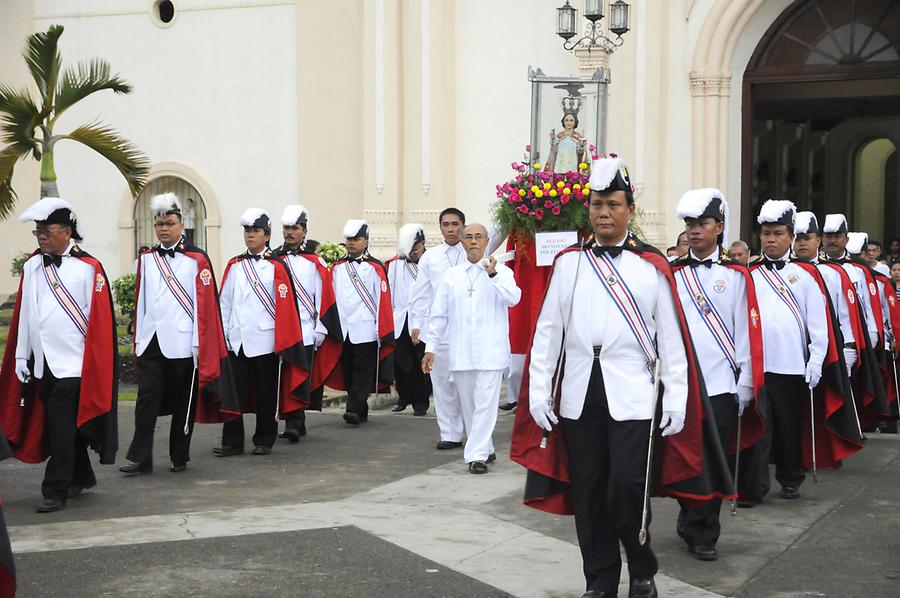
[665,232,900,298]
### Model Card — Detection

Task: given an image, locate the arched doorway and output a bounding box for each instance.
[741,0,900,244]
[133,176,208,254]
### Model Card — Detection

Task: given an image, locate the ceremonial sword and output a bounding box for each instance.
[639,358,663,546]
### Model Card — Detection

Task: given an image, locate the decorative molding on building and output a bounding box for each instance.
[688,73,731,97]
[421,0,431,196]
[574,46,611,71]
[636,208,667,247]
[374,0,385,195]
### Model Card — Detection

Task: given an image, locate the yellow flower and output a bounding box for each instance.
[584,183,590,190]
[549,189,558,197]
[579,162,588,170]
[573,183,581,190]
[543,182,551,191]
[533,163,542,169]
[562,187,571,195]
[518,189,526,197]
[530,185,539,193]
[535,189,544,198]
[556,181,565,188]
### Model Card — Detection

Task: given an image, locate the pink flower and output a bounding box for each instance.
[552,206,561,215]
[592,154,599,160]
[583,201,589,208]
[515,175,524,183]
[589,144,596,152]
[544,200,553,209]
[535,209,544,220]
[560,196,570,205]
[518,205,529,213]
[531,199,538,205]
[525,144,532,152]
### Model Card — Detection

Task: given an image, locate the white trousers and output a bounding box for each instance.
[504,352,526,405]
[431,344,464,442]
[454,369,503,463]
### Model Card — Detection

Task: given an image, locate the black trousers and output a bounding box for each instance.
[562,360,658,594]
[740,373,806,497]
[127,335,196,467]
[284,345,315,434]
[40,367,95,501]
[340,341,377,420]
[222,349,279,449]
[677,392,737,548]
[394,323,431,413]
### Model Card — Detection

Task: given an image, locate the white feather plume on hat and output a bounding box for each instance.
[793,211,818,235]
[756,199,796,225]
[19,197,76,223]
[589,155,625,192]
[240,208,270,229]
[676,188,729,244]
[822,214,848,234]
[343,219,368,239]
[397,223,425,258]
[846,232,868,255]
[281,205,308,227]
[149,192,181,217]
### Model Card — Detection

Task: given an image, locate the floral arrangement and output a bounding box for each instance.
[319,241,348,266]
[492,144,598,239]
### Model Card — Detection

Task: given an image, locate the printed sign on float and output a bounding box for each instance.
[535,231,578,266]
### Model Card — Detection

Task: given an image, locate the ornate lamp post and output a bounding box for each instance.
[556,0,631,53]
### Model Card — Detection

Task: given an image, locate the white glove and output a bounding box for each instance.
[315,331,326,349]
[736,385,754,416]
[529,399,558,432]
[805,361,822,389]
[14,358,30,383]
[659,410,685,437]
[191,346,199,368]
[843,348,857,377]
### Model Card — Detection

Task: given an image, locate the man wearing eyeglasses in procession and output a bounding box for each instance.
[0,198,118,513]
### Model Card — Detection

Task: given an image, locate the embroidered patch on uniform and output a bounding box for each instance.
[714,279,726,293]
[847,289,855,304]
[381,280,388,293]
[890,294,896,306]
[750,307,759,328]
[788,275,799,284]
[318,256,327,268]
[278,283,288,298]
[95,273,105,293]
[869,282,877,296]
[199,268,212,286]
[606,275,617,286]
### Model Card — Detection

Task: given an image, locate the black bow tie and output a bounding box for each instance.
[351,257,365,264]
[591,245,623,259]
[42,254,63,268]
[156,246,176,258]
[686,257,713,269]
[764,260,786,271]
[246,253,262,261]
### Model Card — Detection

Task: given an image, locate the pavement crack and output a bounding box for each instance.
[178,515,197,539]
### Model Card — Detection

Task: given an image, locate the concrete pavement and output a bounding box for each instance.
[3,399,900,597]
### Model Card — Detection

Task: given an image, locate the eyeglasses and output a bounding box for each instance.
[154,221,180,229]
[463,234,486,241]
[32,226,67,237]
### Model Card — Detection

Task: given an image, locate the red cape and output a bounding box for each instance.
[0,429,15,598]
[325,255,395,391]
[221,253,309,416]
[295,253,343,406]
[873,271,900,417]
[509,235,736,515]
[0,248,118,464]
[671,256,766,452]
[762,260,865,467]
[134,244,240,423]
[505,236,555,355]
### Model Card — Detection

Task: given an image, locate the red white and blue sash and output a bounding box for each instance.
[346,260,378,318]
[241,258,276,320]
[151,250,195,321]
[678,267,738,373]
[586,251,657,366]
[406,260,418,280]
[757,265,806,337]
[285,257,318,321]
[41,263,88,337]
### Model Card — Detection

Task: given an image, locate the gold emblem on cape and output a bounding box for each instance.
[788,275,799,284]
[95,272,106,293]
[750,307,759,328]
[278,283,288,299]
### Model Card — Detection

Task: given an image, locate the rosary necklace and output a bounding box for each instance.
[446,243,463,268]
[465,265,481,298]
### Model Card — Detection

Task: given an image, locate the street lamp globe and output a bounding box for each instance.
[583,0,604,22]
[557,1,577,41]
[609,0,631,37]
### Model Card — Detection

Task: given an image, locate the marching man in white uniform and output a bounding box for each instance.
[748,200,828,501]
[409,208,468,449]
[421,223,521,473]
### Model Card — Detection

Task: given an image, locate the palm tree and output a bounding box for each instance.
[0,24,149,217]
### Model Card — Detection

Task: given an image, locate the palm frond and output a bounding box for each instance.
[63,122,150,196]
[55,59,132,118]
[24,25,63,116]
[0,84,41,158]
[0,146,29,218]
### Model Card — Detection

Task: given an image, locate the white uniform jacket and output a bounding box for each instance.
[283,253,327,347]
[816,261,855,346]
[16,241,94,379]
[408,241,466,339]
[387,257,419,335]
[529,244,689,422]
[220,253,277,357]
[135,245,199,359]
[332,258,382,344]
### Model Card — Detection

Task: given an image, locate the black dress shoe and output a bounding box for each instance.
[499,402,517,411]
[36,498,65,513]
[486,453,497,464]
[628,578,657,598]
[282,429,301,443]
[689,544,718,561]
[468,461,488,474]
[780,486,800,500]
[252,446,272,455]
[436,440,463,450]
[736,498,757,508]
[343,412,361,426]
[170,463,187,473]
[213,446,244,457]
[391,404,407,413]
[66,480,96,498]
[580,591,616,598]
[413,410,428,416]
[119,461,152,476]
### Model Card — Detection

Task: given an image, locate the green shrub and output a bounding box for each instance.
[112,273,136,317]
[10,251,31,277]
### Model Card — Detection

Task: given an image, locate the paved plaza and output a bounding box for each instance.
[3,397,900,597]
